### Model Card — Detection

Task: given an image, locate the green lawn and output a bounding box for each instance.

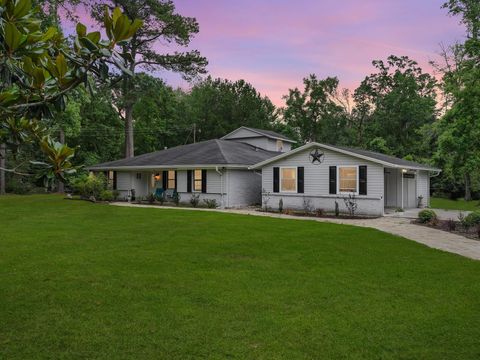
[431,197,480,211]
[1,196,480,359]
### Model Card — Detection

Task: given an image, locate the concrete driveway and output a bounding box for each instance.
[385,207,471,220]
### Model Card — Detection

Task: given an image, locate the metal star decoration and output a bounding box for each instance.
[309,148,325,164]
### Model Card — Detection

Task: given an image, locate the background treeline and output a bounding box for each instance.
[4,0,479,201]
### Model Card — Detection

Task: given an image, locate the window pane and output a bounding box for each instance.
[281,168,296,192]
[168,170,175,189]
[194,169,202,191]
[339,167,357,192]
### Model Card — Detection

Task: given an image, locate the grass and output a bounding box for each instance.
[431,197,480,211]
[1,195,480,359]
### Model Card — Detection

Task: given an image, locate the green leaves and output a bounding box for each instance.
[12,0,30,19]
[103,6,143,44]
[5,22,22,51]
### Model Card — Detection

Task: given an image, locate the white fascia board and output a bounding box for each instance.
[249,142,441,172]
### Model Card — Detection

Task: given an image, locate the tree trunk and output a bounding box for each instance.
[124,104,134,158]
[57,129,65,193]
[0,143,6,195]
[464,172,472,201]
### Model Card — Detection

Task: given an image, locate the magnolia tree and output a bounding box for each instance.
[0,0,142,192]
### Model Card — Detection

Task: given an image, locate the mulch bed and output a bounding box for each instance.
[412,219,480,241]
[259,209,379,220]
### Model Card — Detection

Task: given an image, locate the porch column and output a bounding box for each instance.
[401,169,404,209]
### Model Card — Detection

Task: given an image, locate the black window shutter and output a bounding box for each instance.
[162,170,168,189]
[273,167,279,193]
[187,170,192,193]
[359,165,367,195]
[113,171,117,190]
[201,169,207,193]
[297,167,304,193]
[174,171,177,191]
[329,166,337,194]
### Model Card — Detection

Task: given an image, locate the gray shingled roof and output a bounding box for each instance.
[89,139,281,170]
[331,145,440,171]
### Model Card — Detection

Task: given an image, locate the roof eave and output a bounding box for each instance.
[249,142,441,172]
[87,164,251,171]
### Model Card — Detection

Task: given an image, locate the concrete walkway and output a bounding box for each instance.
[385,207,471,220]
[111,202,480,261]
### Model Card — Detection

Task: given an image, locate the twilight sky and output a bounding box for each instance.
[74,0,466,106]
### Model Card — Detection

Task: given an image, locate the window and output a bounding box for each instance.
[276,140,284,151]
[167,170,176,189]
[194,169,202,192]
[136,173,142,180]
[338,166,358,193]
[280,167,297,192]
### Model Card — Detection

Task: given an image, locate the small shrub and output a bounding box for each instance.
[302,196,313,214]
[446,219,457,231]
[262,189,271,211]
[395,207,404,213]
[477,225,480,239]
[418,209,437,224]
[203,199,218,209]
[157,194,165,205]
[315,208,325,217]
[100,190,114,202]
[278,198,283,213]
[334,201,340,217]
[112,190,120,200]
[70,173,106,200]
[190,193,200,207]
[6,177,32,194]
[172,191,180,206]
[463,211,480,229]
[343,194,358,217]
[146,193,155,204]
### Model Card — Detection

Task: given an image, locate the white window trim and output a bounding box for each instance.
[193,169,202,193]
[280,166,297,193]
[337,165,359,195]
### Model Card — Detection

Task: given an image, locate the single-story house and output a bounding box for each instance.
[250,142,441,216]
[89,126,440,215]
[88,127,295,207]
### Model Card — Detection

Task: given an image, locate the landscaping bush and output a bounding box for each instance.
[6,177,32,194]
[463,211,480,229]
[100,190,114,202]
[446,219,457,231]
[172,191,180,206]
[70,173,106,200]
[190,193,200,208]
[278,198,283,213]
[203,199,218,209]
[146,193,155,204]
[112,190,120,200]
[418,209,437,224]
[315,208,325,217]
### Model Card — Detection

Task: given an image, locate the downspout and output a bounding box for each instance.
[215,166,224,208]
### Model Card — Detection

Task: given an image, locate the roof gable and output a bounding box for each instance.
[250,142,441,172]
[221,126,295,143]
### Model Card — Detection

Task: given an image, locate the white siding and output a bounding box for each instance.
[261,147,385,216]
[226,169,262,207]
[416,170,430,207]
[223,128,262,139]
[177,170,187,193]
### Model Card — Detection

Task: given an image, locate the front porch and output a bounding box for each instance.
[384,167,429,211]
